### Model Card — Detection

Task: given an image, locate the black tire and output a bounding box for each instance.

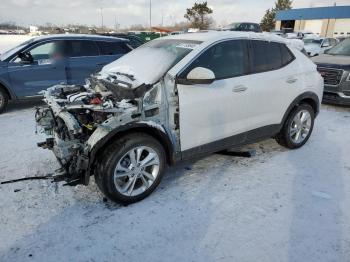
[276,103,315,149]
[0,88,9,114]
[94,133,166,205]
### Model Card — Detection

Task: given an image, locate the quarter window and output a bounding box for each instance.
[182,40,249,80]
[280,44,295,66]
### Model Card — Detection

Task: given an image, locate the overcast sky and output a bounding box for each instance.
[1,0,349,28]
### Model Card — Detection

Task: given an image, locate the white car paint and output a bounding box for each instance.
[164,32,323,151]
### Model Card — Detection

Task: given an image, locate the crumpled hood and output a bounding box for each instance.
[100,46,177,89]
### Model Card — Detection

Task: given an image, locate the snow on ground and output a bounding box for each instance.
[0,35,34,53]
[0,102,350,262]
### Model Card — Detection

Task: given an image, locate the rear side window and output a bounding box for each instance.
[251,41,282,73]
[182,40,249,80]
[280,44,294,66]
[66,40,99,57]
[96,41,131,55]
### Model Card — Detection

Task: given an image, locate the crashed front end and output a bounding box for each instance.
[35,72,164,186]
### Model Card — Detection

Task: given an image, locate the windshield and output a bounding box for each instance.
[0,38,35,61]
[303,39,322,45]
[326,38,350,56]
[101,39,202,86]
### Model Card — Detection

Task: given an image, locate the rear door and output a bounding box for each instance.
[7,40,67,98]
[241,40,300,130]
[65,40,101,85]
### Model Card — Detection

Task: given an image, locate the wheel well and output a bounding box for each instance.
[299,98,318,115]
[91,126,175,170]
[0,83,11,100]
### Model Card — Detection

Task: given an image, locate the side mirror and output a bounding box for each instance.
[179,67,215,85]
[322,43,330,48]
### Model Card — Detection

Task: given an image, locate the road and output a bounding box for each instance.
[0,101,349,262]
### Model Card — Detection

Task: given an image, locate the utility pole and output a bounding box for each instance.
[100,7,104,31]
[149,0,152,31]
[161,9,164,27]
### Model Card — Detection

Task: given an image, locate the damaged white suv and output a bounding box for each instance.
[36,32,323,204]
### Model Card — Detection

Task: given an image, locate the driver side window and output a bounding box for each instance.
[181,40,249,80]
[29,42,56,60]
[14,41,64,63]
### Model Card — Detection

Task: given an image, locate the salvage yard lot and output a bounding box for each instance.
[0,102,350,262]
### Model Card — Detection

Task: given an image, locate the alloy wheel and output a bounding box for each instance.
[113,146,160,197]
[289,109,312,144]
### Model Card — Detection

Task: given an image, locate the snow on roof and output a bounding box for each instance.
[160,31,304,51]
[159,31,287,44]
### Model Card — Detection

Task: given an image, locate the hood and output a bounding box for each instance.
[99,46,177,89]
[312,54,350,71]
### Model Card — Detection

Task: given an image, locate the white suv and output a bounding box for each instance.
[36,32,324,204]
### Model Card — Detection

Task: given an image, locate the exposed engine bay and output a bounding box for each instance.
[35,72,171,186]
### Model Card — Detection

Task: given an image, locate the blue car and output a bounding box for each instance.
[0,34,132,113]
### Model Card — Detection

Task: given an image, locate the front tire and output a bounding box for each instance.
[95,133,166,205]
[276,104,315,149]
[0,88,9,114]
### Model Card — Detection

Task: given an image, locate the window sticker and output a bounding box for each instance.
[176,43,199,49]
[38,59,53,65]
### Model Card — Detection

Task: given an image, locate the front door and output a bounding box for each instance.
[176,40,251,151]
[8,41,67,98]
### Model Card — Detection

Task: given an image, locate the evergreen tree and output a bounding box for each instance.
[184,2,213,30]
[260,0,293,32]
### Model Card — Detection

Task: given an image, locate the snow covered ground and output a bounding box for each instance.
[0,102,350,262]
[0,35,34,53]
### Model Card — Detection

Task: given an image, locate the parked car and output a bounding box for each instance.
[100,33,145,49]
[303,37,338,57]
[35,32,323,204]
[0,34,132,113]
[336,36,349,42]
[296,30,317,39]
[223,22,262,33]
[312,37,350,105]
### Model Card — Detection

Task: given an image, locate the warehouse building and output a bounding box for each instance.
[275,6,350,37]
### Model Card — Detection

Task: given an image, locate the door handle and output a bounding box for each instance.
[233,85,248,93]
[97,63,107,66]
[286,77,298,84]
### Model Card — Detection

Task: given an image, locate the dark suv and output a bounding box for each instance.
[224,22,262,33]
[0,34,132,113]
[312,38,350,106]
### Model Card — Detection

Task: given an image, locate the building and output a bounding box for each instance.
[276,6,350,37]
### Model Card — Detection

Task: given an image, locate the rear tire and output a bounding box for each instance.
[94,133,166,205]
[276,104,315,149]
[0,88,9,114]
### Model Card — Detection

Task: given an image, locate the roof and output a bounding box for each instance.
[32,34,128,42]
[159,31,287,44]
[276,6,350,20]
